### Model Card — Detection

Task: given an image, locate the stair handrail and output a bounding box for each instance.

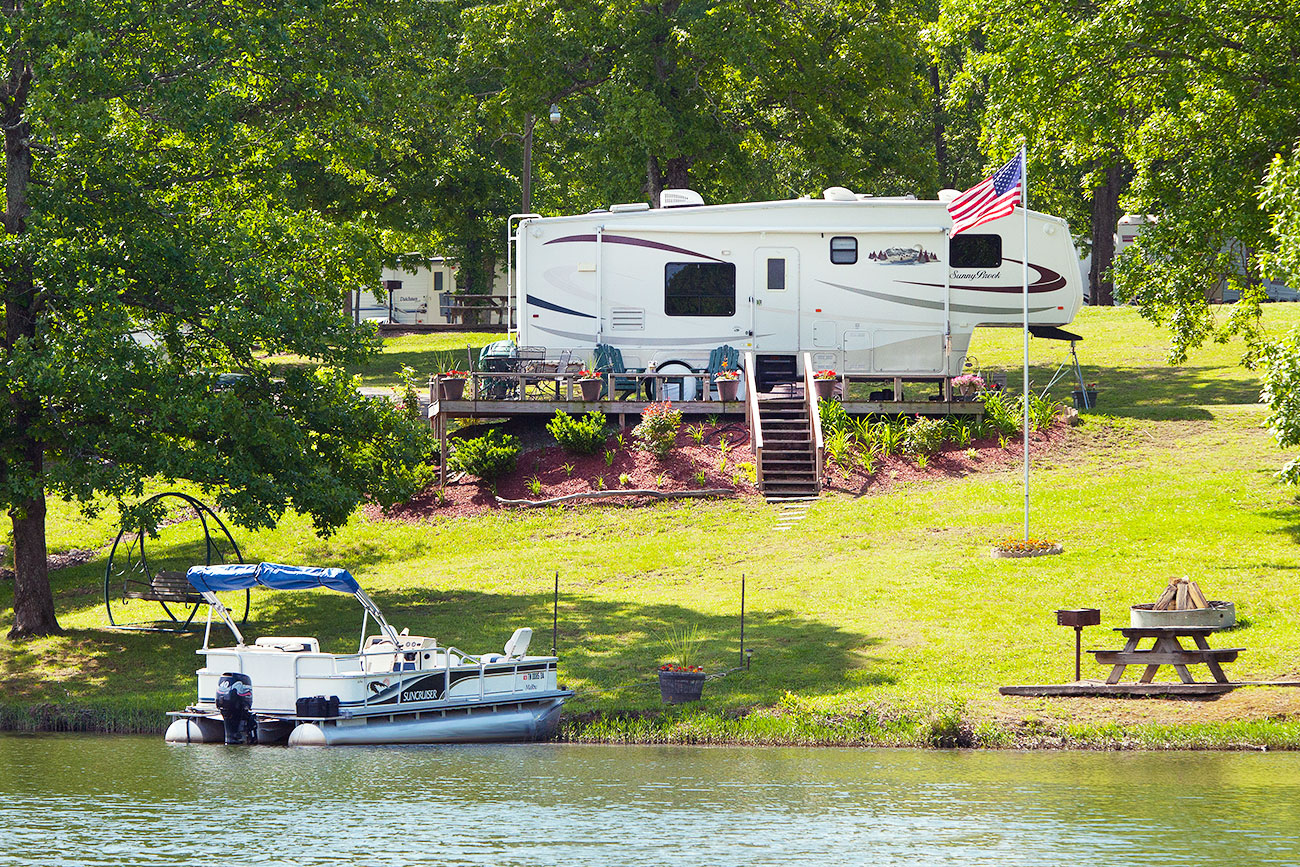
[744,351,763,491]
[802,352,824,493]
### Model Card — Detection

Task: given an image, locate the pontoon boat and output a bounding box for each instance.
[164,563,571,746]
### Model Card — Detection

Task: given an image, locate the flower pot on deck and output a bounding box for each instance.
[439,378,466,401]
[813,378,836,400]
[577,378,603,401]
[715,377,740,402]
[658,669,706,704]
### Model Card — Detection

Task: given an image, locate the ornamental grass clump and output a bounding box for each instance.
[633,401,682,458]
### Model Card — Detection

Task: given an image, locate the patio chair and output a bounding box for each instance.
[594,343,643,400]
[705,344,743,399]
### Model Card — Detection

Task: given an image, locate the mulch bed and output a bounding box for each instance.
[369,416,1073,522]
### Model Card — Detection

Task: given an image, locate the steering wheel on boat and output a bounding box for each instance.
[103,491,250,633]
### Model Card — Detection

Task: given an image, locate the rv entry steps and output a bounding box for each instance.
[757,398,820,498]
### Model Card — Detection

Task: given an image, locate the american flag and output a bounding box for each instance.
[948,152,1023,236]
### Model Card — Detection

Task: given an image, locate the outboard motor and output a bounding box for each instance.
[215,672,257,745]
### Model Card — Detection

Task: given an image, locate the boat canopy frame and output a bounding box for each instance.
[186,562,401,651]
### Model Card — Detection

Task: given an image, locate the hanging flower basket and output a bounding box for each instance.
[658,666,706,704]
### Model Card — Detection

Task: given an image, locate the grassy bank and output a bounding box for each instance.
[5,306,1300,747]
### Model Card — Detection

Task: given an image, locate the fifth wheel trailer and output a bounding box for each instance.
[511,187,1083,392]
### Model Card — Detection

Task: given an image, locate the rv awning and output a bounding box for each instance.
[1029,326,1083,342]
[186,562,361,595]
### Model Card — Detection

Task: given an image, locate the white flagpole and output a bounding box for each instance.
[1021,142,1030,540]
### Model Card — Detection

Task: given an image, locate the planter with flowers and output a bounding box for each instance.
[575,369,603,401]
[437,370,468,401]
[1071,383,1099,410]
[991,537,1064,559]
[952,372,985,400]
[715,366,741,402]
[658,624,707,704]
[812,369,838,400]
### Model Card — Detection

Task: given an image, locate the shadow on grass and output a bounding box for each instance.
[1040,364,1260,420]
[3,579,890,712]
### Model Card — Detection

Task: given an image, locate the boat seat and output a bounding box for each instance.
[482,627,533,664]
[362,638,399,673]
[254,637,320,653]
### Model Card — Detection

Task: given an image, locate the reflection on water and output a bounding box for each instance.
[1,735,1298,866]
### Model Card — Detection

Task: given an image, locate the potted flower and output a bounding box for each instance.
[574,368,603,401]
[952,372,984,399]
[991,537,1064,559]
[714,364,741,402]
[657,624,707,704]
[437,369,468,401]
[812,368,838,400]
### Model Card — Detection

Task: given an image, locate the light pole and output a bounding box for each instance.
[522,103,561,215]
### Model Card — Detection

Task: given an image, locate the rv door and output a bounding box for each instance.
[753,248,799,354]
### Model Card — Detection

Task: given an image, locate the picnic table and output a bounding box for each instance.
[1089,626,1243,685]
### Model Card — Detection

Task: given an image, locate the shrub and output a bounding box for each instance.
[633,401,683,458]
[903,416,944,456]
[547,410,608,454]
[449,430,519,482]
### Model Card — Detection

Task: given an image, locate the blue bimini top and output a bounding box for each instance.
[186,562,361,595]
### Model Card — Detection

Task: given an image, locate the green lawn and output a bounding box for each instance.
[6,305,1300,747]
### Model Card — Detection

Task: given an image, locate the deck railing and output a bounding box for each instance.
[803,352,824,494]
[744,352,763,491]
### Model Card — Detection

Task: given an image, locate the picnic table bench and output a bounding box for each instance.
[1090,626,1242,685]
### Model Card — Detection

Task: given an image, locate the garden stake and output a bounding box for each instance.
[739,573,745,668]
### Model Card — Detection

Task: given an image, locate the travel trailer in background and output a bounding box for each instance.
[1115,215,1299,303]
[351,258,510,326]
[511,187,1084,391]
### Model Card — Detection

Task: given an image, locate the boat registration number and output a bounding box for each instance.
[521,672,546,681]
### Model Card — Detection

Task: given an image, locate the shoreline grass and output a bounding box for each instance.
[5,306,1300,748]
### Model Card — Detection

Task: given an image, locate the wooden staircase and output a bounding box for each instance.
[745,352,824,501]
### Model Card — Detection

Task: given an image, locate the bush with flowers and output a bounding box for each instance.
[633,400,683,458]
[952,373,984,394]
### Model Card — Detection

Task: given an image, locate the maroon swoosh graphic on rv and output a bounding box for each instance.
[897,258,1066,294]
[544,233,724,263]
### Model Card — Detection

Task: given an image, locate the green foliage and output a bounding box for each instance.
[689,423,706,444]
[660,623,705,669]
[449,430,519,482]
[546,411,609,455]
[527,475,543,497]
[604,449,616,467]
[633,402,683,459]
[826,429,857,478]
[819,399,854,437]
[903,417,945,457]
[980,391,1022,436]
[619,473,632,487]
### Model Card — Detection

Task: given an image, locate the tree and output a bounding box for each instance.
[933,0,1132,305]
[1,0,433,638]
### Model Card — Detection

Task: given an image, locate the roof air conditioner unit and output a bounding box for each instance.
[823,186,857,201]
[660,189,705,208]
[938,189,961,203]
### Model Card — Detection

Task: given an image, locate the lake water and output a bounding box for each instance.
[1,735,1298,866]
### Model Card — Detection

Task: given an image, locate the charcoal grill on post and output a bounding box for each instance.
[1056,608,1101,681]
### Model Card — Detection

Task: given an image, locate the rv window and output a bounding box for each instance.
[830,237,857,264]
[664,262,736,317]
[951,234,1002,269]
[767,258,786,291]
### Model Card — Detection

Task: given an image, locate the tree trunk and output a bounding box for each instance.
[2,52,56,638]
[1089,162,1122,306]
[646,154,663,206]
[930,64,948,188]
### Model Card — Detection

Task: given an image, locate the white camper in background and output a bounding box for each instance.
[511,187,1083,392]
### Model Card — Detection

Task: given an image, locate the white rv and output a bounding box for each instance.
[511,187,1083,392]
